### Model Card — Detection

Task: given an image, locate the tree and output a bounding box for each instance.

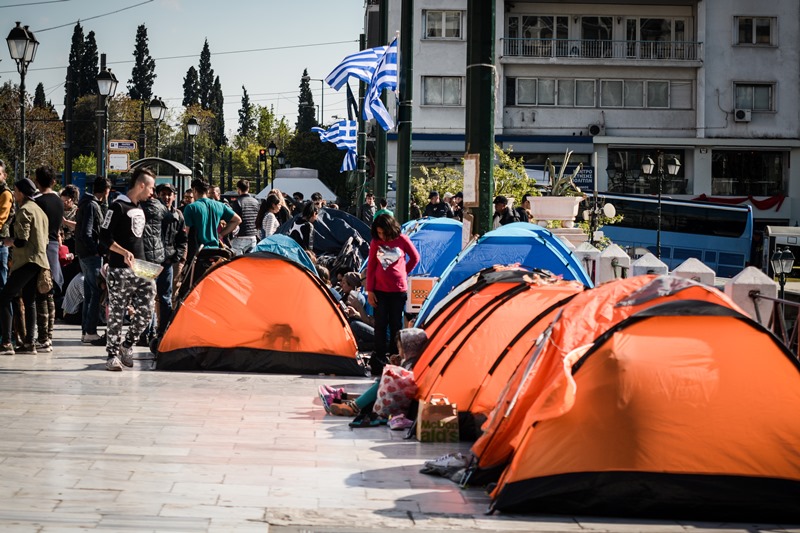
[198,39,214,110]
[237,85,255,142]
[285,131,342,191]
[127,23,156,101]
[296,69,317,132]
[33,82,47,108]
[182,66,199,107]
[64,23,84,109]
[79,31,99,98]
[210,76,226,148]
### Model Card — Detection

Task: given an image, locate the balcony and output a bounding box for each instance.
[501,38,702,63]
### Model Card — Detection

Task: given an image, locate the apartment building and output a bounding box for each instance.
[366,0,800,227]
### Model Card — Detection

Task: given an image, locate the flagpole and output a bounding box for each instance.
[356,33,369,212]
[396,4,413,223]
[375,0,390,203]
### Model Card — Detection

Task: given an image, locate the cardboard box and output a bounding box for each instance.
[406,276,438,313]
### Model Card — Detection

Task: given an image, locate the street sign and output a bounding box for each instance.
[108,152,130,172]
[109,140,137,152]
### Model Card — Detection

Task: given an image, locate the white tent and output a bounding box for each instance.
[255,168,337,202]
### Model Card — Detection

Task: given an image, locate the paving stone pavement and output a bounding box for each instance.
[0,323,795,532]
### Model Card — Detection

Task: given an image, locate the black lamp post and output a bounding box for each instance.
[267,141,277,187]
[148,96,167,158]
[6,22,38,180]
[187,116,199,178]
[641,154,680,259]
[771,247,796,302]
[95,56,118,180]
[277,151,286,170]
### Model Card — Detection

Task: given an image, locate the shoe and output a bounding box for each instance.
[318,386,333,414]
[35,339,52,353]
[349,412,387,428]
[16,343,37,355]
[0,343,14,356]
[90,334,107,346]
[82,333,101,343]
[321,385,345,400]
[388,414,414,430]
[119,343,134,368]
[106,356,123,371]
[424,452,469,470]
[330,400,358,417]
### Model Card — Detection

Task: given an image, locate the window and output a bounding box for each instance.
[735,16,775,45]
[601,80,623,107]
[647,81,669,108]
[576,80,596,107]
[512,78,593,106]
[734,83,773,111]
[624,17,691,58]
[424,10,462,39]
[422,76,462,105]
[506,15,568,57]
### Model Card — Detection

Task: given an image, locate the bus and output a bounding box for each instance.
[597,193,754,277]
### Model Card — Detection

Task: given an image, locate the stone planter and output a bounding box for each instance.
[529,196,584,228]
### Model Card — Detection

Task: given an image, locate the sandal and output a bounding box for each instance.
[330,400,359,417]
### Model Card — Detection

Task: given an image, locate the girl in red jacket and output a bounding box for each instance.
[366,214,420,376]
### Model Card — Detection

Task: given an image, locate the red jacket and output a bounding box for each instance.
[366,234,420,293]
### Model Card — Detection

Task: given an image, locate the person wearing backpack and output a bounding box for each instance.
[492,195,521,228]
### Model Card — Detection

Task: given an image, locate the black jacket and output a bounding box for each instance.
[161,203,187,265]
[75,193,104,258]
[423,202,453,218]
[141,198,167,264]
[493,206,520,226]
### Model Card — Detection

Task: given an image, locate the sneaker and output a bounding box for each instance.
[424,452,469,469]
[106,356,123,372]
[119,343,134,368]
[0,343,14,356]
[16,343,37,355]
[90,334,107,346]
[321,385,345,400]
[35,339,52,353]
[82,333,101,343]
[318,386,334,414]
[388,414,414,430]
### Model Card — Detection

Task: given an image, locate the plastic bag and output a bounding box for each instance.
[373,364,417,418]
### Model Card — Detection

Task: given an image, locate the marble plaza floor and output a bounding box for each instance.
[0,323,795,532]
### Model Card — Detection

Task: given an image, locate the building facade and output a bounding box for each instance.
[367,0,800,228]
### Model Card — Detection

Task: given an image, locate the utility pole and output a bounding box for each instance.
[396,0,414,223]
[375,0,389,201]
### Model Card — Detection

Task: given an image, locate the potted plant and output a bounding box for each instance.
[528,149,586,228]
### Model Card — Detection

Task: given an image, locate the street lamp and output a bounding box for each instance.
[771,247,795,301]
[6,21,38,180]
[95,55,118,180]
[301,75,324,126]
[277,151,286,169]
[640,154,680,259]
[186,116,199,178]
[148,96,167,158]
[267,140,277,186]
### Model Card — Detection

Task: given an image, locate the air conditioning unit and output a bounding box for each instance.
[734,109,752,122]
[588,123,605,136]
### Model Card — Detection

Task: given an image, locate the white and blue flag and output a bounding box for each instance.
[325,46,388,91]
[312,120,358,172]
[363,37,398,131]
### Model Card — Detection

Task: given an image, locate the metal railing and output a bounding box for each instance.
[501,38,701,61]
[749,290,799,360]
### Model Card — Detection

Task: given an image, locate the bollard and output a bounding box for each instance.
[573,242,601,284]
[724,266,777,323]
[672,257,716,286]
[598,243,631,284]
[631,252,668,277]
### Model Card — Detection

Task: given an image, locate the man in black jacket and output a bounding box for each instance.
[155,183,186,334]
[423,191,454,218]
[492,195,521,229]
[75,177,110,343]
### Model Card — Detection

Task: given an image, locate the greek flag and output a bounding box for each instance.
[312,120,358,172]
[325,46,388,91]
[363,37,398,131]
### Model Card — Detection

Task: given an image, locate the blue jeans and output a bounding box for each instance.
[80,256,103,335]
[0,245,10,329]
[155,264,174,335]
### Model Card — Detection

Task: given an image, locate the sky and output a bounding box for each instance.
[0,0,366,136]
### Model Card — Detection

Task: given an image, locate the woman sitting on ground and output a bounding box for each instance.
[320,327,428,421]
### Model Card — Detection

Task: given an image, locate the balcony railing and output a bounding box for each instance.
[502,38,702,61]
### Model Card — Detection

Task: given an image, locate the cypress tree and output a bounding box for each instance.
[64,23,84,107]
[127,23,156,101]
[182,66,199,107]
[198,39,214,110]
[296,68,317,133]
[33,82,47,108]
[237,85,255,140]
[79,31,99,97]
[210,75,226,147]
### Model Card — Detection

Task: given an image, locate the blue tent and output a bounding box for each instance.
[402,217,463,277]
[415,222,593,324]
[253,234,318,275]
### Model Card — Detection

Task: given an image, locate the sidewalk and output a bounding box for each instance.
[0,323,793,532]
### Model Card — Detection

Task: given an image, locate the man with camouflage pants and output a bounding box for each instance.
[99,167,157,371]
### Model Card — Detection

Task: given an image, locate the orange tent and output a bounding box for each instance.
[470,275,742,481]
[156,252,364,376]
[413,267,583,420]
[488,299,800,521]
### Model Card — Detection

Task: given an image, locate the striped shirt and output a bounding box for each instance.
[231,194,260,238]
